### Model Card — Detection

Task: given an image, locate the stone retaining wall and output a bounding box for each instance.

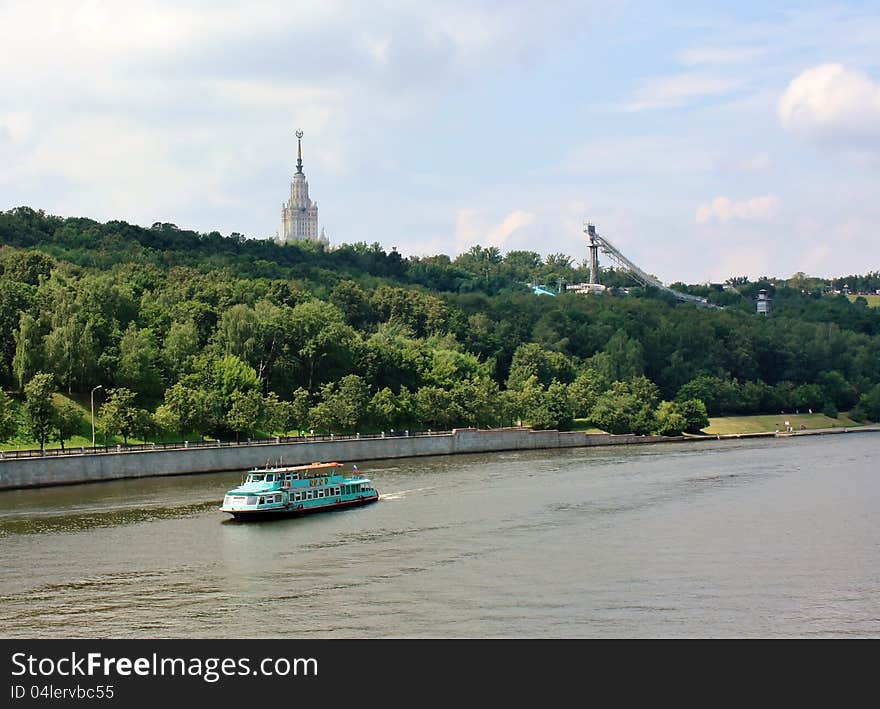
[0,428,661,491]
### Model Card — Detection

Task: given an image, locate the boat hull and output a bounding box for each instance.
[223,493,379,521]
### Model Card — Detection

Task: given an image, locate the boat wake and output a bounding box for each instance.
[379,486,435,501]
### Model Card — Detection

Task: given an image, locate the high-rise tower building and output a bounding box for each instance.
[280,131,328,245]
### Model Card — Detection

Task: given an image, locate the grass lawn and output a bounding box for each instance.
[847,294,880,308]
[571,418,605,434]
[2,392,204,452]
[704,412,862,435]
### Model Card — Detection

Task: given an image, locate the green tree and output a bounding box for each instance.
[589,388,636,434]
[96,387,138,445]
[597,331,645,382]
[654,401,687,436]
[23,372,57,450]
[313,375,370,433]
[1,249,54,285]
[425,348,488,389]
[792,383,825,412]
[590,377,660,435]
[568,369,611,418]
[0,389,18,442]
[329,280,375,330]
[162,382,221,438]
[817,371,858,411]
[162,320,201,379]
[116,323,163,399]
[507,343,575,390]
[212,354,260,409]
[857,383,880,422]
[132,407,155,442]
[413,386,458,430]
[215,303,259,363]
[12,312,43,390]
[502,374,545,427]
[369,387,402,431]
[54,399,84,450]
[676,375,738,416]
[450,377,500,428]
[531,379,574,431]
[41,276,98,394]
[502,250,542,282]
[290,300,357,392]
[335,375,370,431]
[308,400,336,435]
[676,398,709,433]
[153,403,181,441]
[227,389,265,440]
[263,392,292,435]
[290,387,311,434]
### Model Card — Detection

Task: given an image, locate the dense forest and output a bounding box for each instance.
[1,206,879,449]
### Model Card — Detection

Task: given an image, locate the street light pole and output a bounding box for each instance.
[91,385,103,447]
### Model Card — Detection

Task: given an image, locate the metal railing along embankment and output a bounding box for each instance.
[0,429,451,461]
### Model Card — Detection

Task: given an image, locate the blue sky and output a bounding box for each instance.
[1,1,879,283]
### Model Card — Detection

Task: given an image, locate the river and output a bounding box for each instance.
[0,434,877,638]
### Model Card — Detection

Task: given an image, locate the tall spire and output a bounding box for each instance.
[295,130,304,174]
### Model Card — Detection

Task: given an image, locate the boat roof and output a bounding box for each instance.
[251,461,344,473]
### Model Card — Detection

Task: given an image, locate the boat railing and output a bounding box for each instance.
[0,428,456,460]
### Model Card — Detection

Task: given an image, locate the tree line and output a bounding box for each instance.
[1,207,879,449]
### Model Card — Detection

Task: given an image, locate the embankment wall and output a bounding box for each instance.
[0,428,661,491]
[3,425,875,491]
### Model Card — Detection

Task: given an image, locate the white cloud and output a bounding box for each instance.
[778,64,880,148]
[454,208,535,253]
[0,0,602,235]
[620,73,744,112]
[695,195,780,223]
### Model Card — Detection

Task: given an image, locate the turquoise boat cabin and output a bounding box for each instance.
[220,461,379,520]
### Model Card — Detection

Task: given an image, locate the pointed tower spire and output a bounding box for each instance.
[295,130,304,174]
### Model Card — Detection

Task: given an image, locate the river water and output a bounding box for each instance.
[0,434,877,638]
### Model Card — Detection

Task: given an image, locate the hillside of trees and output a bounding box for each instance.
[1,206,879,449]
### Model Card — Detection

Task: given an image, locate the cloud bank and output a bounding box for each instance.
[695,195,780,224]
[778,64,880,148]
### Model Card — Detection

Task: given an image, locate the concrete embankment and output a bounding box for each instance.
[2,424,877,491]
[0,428,667,491]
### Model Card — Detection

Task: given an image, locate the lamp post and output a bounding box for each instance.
[91,385,103,447]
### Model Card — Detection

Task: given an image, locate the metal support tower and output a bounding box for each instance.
[586,222,600,285]
[583,221,714,307]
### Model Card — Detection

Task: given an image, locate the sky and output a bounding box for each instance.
[1,0,879,284]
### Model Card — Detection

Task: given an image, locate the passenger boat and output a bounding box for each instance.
[220,461,379,520]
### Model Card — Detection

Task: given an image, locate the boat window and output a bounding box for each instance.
[250,474,265,482]
[266,474,274,482]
